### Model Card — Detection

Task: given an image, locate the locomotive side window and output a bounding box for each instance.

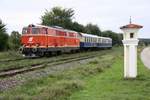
[56,30,66,36]
[42,28,48,34]
[69,32,75,37]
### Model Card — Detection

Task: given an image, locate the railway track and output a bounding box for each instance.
[0,54,100,78]
[0,50,106,72]
[0,50,100,63]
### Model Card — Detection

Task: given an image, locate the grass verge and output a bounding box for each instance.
[69,47,150,100]
[0,48,118,100]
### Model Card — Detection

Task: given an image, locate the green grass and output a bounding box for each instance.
[0,48,116,100]
[1,47,149,100]
[0,50,22,60]
[69,47,150,100]
[0,50,108,71]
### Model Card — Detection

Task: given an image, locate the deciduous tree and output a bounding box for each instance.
[41,7,74,29]
[8,31,21,50]
[85,23,101,36]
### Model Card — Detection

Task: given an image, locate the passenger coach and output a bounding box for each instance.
[79,33,112,50]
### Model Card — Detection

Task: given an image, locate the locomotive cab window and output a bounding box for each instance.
[32,28,39,34]
[130,33,134,38]
[22,28,27,34]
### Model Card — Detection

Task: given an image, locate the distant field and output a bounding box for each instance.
[1,47,150,100]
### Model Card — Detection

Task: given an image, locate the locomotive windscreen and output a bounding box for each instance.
[22,27,40,34]
[22,28,27,34]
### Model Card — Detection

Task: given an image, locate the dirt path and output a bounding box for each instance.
[141,47,150,69]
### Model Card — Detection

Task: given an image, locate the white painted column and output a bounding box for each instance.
[128,45,137,78]
[124,45,131,78]
[123,39,139,78]
[124,45,127,77]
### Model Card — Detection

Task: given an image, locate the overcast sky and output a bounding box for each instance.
[0,0,150,38]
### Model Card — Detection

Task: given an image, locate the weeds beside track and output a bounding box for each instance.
[0,50,109,72]
[0,52,106,78]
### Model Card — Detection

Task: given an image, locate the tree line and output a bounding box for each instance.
[0,6,123,51]
[42,7,123,45]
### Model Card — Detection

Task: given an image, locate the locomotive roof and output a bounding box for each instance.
[28,24,78,33]
[25,24,111,40]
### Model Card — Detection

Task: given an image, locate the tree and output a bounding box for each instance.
[41,7,103,35]
[8,31,21,50]
[0,19,9,51]
[85,23,101,36]
[41,7,74,29]
[71,22,86,33]
[102,30,123,45]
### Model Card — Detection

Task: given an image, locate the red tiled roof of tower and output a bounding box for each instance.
[120,24,143,29]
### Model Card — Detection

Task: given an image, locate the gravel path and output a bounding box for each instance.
[141,47,150,69]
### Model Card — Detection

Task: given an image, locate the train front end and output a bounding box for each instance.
[21,24,48,57]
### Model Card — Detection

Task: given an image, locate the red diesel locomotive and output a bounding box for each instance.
[21,24,80,56]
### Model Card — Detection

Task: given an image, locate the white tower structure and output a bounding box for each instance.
[120,18,143,78]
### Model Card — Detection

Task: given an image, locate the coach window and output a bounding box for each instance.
[86,38,88,42]
[86,37,88,42]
